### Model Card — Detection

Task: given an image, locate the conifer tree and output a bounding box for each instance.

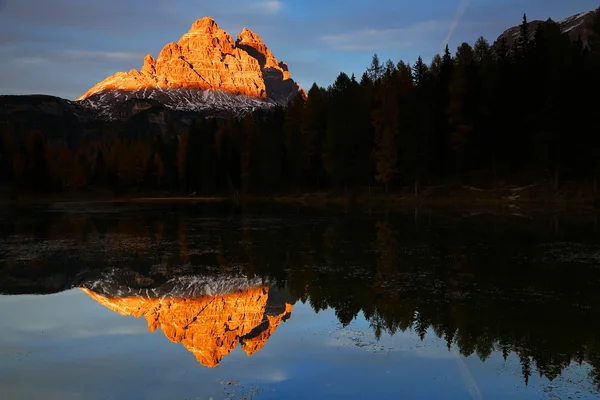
[372,74,399,193]
[367,54,383,82]
[448,43,477,180]
[301,83,328,189]
[284,92,306,193]
[517,13,530,57]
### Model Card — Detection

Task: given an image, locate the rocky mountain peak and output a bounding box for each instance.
[189,16,219,33]
[236,27,277,68]
[77,16,301,115]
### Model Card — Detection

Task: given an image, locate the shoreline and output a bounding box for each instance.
[1,183,598,211]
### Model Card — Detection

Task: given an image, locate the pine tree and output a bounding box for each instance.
[496,37,510,61]
[92,150,108,187]
[241,113,256,194]
[412,57,434,190]
[590,7,600,54]
[384,59,396,78]
[448,42,477,180]
[429,54,443,78]
[430,47,454,181]
[177,133,189,192]
[185,119,204,193]
[442,44,454,73]
[367,54,383,82]
[301,83,328,190]
[517,13,530,57]
[588,8,600,192]
[258,107,285,193]
[474,36,498,178]
[284,92,306,193]
[215,119,242,194]
[323,72,368,192]
[412,56,429,87]
[27,132,49,192]
[372,75,399,193]
[153,153,165,188]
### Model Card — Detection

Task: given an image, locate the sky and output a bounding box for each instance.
[0,0,598,100]
[2,290,589,400]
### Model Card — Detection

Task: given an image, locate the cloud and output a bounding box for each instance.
[62,50,145,61]
[261,371,289,383]
[322,21,445,52]
[13,56,47,65]
[453,349,483,400]
[70,325,149,338]
[442,0,471,50]
[260,1,284,14]
[0,0,178,31]
[7,49,144,68]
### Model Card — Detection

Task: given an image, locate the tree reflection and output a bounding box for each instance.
[1,206,600,388]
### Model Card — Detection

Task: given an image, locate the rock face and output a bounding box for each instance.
[77,17,300,116]
[495,10,596,48]
[235,28,299,102]
[80,283,294,368]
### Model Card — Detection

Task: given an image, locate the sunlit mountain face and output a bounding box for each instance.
[79,272,294,368]
[76,17,301,119]
[1,204,600,394]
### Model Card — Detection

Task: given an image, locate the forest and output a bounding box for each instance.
[1,9,600,198]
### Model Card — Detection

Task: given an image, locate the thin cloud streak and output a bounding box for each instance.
[322,21,446,52]
[63,50,145,61]
[442,0,471,50]
[260,1,284,14]
[453,348,483,400]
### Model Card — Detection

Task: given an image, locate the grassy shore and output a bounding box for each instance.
[265,182,599,209]
[1,182,598,210]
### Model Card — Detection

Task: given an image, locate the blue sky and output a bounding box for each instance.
[0,0,598,100]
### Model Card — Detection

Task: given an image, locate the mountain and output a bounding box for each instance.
[0,93,198,145]
[495,10,596,48]
[77,17,300,118]
[0,94,89,145]
[81,274,295,368]
[0,259,296,368]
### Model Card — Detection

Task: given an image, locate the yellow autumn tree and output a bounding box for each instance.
[178,133,189,189]
[132,141,150,187]
[56,146,74,187]
[72,151,90,189]
[153,153,165,186]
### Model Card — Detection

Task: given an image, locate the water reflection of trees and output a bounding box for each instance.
[233,211,600,389]
[2,208,600,388]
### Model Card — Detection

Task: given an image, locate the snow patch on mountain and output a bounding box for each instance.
[77,87,277,119]
[81,268,267,299]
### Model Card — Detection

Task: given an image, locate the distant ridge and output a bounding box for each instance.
[495,10,596,48]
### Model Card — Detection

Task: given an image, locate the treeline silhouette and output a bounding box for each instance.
[1,10,600,197]
[2,206,600,388]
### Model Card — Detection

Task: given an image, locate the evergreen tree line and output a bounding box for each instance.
[1,10,600,196]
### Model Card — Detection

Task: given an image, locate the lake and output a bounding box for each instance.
[1,202,599,399]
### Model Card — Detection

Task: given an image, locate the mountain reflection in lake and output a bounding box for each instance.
[1,203,600,400]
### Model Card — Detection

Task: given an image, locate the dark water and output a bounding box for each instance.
[1,203,600,399]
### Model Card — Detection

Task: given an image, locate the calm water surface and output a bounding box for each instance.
[1,203,600,399]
